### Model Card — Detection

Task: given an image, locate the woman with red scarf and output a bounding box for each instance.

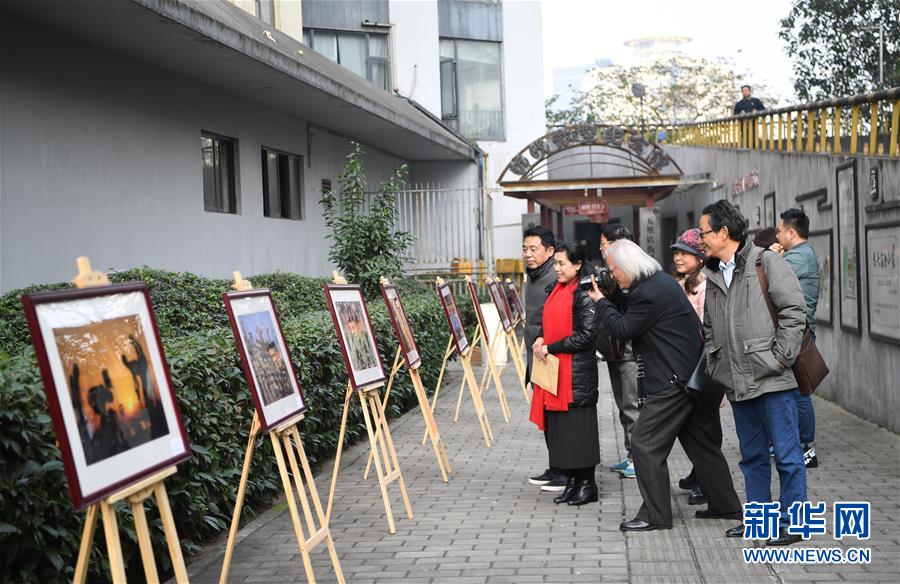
[531,243,601,506]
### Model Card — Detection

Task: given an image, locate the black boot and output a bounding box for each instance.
[567,479,598,506]
[688,485,707,505]
[553,476,577,504]
[679,469,697,491]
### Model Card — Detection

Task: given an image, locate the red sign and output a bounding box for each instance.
[563,206,579,215]
[579,199,610,223]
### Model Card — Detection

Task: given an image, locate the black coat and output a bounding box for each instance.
[733,97,765,115]
[597,271,702,397]
[541,285,599,406]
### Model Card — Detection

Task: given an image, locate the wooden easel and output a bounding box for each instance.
[70,257,189,584]
[325,273,413,534]
[420,277,494,448]
[504,277,528,359]
[219,272,343,584]
[453,276,511,423]
[493,277,530,405]
[364,278,452,482]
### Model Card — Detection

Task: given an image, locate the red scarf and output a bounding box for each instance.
[529,279,575,430]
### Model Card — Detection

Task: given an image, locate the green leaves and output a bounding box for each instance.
[319,142,414,298]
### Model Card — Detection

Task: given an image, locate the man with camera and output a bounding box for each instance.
[588,239,741,532]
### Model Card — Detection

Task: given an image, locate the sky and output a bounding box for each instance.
[539,0,799,106]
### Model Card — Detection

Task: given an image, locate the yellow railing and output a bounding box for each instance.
[650,87,900,157]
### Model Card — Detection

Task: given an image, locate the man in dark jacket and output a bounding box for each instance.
[701,200,807,546]
[521,225,564,490]
[734,85,765,115]
[590,239,741,532]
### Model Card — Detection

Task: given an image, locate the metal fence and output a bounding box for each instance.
[392,183,485,271]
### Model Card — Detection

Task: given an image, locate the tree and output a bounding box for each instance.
[546,55,753,128]
[319,142,413,297]
[779,0,899,101]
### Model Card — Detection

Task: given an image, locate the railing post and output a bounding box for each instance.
[834,106,843,153]
[850,104,860,153]
[805,110,815,152]
[869,101,880,155]
[819,108,828,153]
[890,100,899,157]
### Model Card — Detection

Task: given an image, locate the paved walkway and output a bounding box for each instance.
[186,359,900,583]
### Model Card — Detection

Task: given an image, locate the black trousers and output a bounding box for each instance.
[631,385,741,527]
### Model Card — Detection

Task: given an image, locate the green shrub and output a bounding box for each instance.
[0,268,459,582]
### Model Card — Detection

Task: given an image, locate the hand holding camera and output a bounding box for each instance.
[580,266,615,301]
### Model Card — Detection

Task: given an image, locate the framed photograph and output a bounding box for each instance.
[504,281,525,324]
[807,230,834,327]
[324,285,386,390]
[438,283,469,356]
[223,290,307,433]
[21,283,190,509]
[380,284,421,369]
[865,221,900,344]
[836,160,861,333]
[465,280,491,345]
[488,281,513,332]
[764,192,776,227]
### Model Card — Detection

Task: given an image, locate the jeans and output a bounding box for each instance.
[796,330,817,445]
[731,389,807,521]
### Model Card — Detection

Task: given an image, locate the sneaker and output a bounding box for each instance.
[528,469,557,486]
[609,457,630,472]
[803,443,819,468]
[619,461,636,479]
[540,474,569,492]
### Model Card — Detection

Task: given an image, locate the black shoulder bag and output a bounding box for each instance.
[641,332,725,413]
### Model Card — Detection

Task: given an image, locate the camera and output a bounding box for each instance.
[579,265,615,293]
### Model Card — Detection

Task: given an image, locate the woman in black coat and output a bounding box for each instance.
[531,243,601,506]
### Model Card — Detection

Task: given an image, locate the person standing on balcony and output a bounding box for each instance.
[522,225,567,492]
[734,85,766,115]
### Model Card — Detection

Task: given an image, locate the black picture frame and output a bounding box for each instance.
[835,160,862,334]
[764,192,776,227]
[807,230,834,328]
[864,221,900,345]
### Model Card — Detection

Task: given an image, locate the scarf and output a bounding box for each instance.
[529,278,576,430]
[526,256,555,284]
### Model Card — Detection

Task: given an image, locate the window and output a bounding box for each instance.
[255,0,275,25]
[262,147,304,220]
[201,132,238,214]
[439,38,504,141]
[303,29,390,91]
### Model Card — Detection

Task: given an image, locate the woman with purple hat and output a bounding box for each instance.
[671,228,707,321]
[670,228,721,506]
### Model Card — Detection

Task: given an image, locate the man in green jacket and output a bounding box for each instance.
[700,200,808,546]
[774,208,820,469]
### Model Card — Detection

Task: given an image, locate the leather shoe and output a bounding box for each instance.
[766,528,802,546]
[567,479,598,506]
[553,476,577,504]
[678,470,697,491]
[725,524,744,538]
[695,509,742,520]
[688,485,707,505]
[620,518,671,532]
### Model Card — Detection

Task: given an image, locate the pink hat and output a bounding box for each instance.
[670,228,707,260]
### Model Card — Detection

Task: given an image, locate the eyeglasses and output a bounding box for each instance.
[698,229,717,239]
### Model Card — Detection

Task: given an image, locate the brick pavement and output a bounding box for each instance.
[186,359,900,583]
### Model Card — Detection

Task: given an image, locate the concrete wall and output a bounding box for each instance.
[479,0,543,261]
[390,0,442,114]
[658,145,900,433]
[0,17,405,292]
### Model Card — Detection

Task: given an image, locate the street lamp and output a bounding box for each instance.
[863,23,885,89]
[631,83,646,134]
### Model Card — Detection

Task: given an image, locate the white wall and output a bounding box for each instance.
[389,0,442,115]
[0,18,403,292]
[479,0,545,260]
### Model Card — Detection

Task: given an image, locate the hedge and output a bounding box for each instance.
[0,268,471,582]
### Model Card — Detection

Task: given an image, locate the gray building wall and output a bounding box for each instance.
[658,145,900,433]
[0,17,407,291]
[437,0,503,41]
[302,0,390,31]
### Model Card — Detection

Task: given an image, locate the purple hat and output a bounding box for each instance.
[670,228,707,260]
